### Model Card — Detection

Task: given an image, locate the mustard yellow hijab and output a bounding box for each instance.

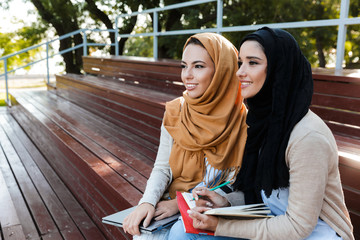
[163,33,248,198]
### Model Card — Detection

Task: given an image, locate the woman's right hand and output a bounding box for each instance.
[192,187,230,208]
[123,203,155,236]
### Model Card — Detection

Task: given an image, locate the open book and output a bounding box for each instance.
[177,191,273,235]
[204,203,272,218]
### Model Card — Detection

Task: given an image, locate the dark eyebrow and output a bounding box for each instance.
[246,56,262,60]
[192,60,206,64]
[181,60,206,64]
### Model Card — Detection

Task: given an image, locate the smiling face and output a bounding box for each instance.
[236,40,267,99]
[181,43,215,99]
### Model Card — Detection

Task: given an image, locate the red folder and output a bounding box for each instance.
[176,191,214,235]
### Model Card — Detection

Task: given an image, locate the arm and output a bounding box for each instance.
[214,131,334,240]
[123,123,173,236]
[139,123,173,206]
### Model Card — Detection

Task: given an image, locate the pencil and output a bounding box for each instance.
[209,180,231,191]
[192,180,231,200]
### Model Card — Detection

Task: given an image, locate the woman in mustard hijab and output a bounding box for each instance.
[123,32,248,239]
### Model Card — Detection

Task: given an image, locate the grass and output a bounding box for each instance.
[0,93,6,106]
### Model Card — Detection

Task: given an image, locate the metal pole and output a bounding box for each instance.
[83,30,88,57]
[335,0,350,70]
[4,59,9,105]
[217,0,223,34]
[115,17,119,56]
[153,11,158,59]
[46,42,50,85]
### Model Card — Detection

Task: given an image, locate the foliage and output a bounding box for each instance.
[1,0,359,71]
[0,21,47,73]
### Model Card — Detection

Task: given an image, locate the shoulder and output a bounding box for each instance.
[289,110,336,145]
[166,97,183,107]
[286,110,338,166]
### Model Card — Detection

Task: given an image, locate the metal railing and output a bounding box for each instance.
[0,28,115,105]
[1,0,359,106]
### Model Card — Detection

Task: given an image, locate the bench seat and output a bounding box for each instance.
[9,90,155,239]
[0,107,106,240]
[311,68,360,238]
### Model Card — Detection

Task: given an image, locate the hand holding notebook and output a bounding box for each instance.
[177,190,273,235]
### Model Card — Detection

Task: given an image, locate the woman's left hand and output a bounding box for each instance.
[188,207,219,232]
[154,199,179,220]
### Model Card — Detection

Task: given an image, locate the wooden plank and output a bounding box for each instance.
[83,55,181,74]
[312,93,360,112]
[0,122,61,237]
[55,82,161,145]
[10,105,128,240]
[2,226,27,240]
[12,93,143,207]
[45,90,158,159]
[58,73,174,110]
[4,112,107,240]
[313,80,360,98]
[0,135,40,240]
[339,164,360,191]
[75,73,176,105]
[343,188,360,213]
[23,91,151,188]
[0,115,85,240]
[0,149,26,240]
[311,106,360,128]
[83,64,184,95]
[326,122,360,139]
[55,82,162,143]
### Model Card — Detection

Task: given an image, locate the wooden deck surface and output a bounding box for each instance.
[0,106,106,240]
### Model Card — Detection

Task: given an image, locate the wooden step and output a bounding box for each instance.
[0,107,106,240]
[10,91,153,239]
[55,74,176,145]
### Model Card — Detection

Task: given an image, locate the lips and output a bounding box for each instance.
[240,81,252,88]
[186,83,198,91]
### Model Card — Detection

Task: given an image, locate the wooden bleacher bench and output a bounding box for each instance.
[7,55,359,239]
[83,55,184,96]
[0,108,106,240]
[8,56,183,239]
[311,68,360,239]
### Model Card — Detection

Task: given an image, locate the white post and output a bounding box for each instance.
[217,0,223,34]
[115,17,119,56]
[153,11,158,59]
[83,30,88,57]
[46,42,50,85]
[335,0,350,70]
[4,59,9,105]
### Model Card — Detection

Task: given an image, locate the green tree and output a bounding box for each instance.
[2,0,161,73]
[0,22,47,73]
[2,0,359,71]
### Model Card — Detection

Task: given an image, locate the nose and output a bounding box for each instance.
[182,66,193,80]
[236,64,246,79]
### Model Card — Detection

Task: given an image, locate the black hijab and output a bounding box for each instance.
[233,27,313,203]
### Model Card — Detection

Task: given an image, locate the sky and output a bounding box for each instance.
[0,0,37,33]
[0,0,63,75]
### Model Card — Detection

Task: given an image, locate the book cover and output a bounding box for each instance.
[176,191,214,236]
[102,206,180,234]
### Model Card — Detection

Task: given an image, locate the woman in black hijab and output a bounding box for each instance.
[184,27,354,240]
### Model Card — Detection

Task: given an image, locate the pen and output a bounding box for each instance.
[192,180,231,200]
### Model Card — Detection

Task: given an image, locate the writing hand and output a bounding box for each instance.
[192,187,230,208]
